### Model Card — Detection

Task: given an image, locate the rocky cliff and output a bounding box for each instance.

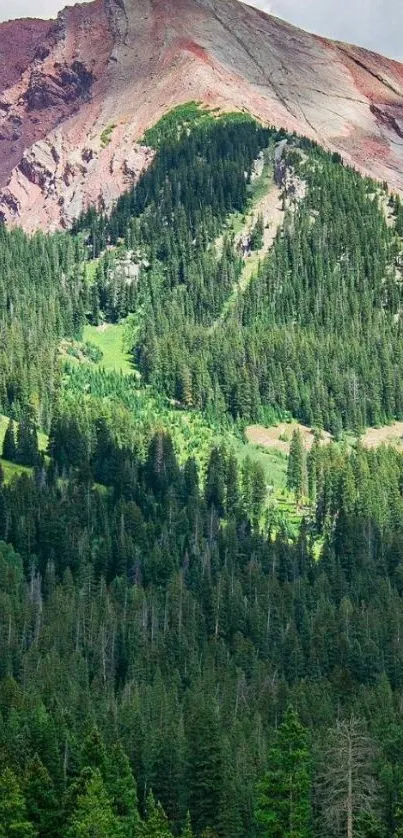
[1,0,403,231]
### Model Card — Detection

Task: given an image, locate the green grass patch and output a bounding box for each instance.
[83,324,134,375]
[85,259,99,284]
[235,437,305,534]
[1,459,31,483]
[234,437,287,492]
[62,352,306,531]
[0,415,10,449]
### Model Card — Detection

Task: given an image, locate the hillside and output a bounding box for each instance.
[3,6,403,836]
[1,71,403,838]
[1,0,403,230]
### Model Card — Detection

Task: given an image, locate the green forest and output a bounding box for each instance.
[2,103,403,836]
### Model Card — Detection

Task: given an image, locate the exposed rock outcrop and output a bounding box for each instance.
[24,61,93,112]
[1,0,403,231]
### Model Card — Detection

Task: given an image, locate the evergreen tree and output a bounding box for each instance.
[80,728,108,778]
[16,415,39,468]
[187,694,223,836]
[395,781,403,837]
[0,767,36,838]
[181,813,194,838]
[255,707,312,838]
[3,419,17,462]
[66,769,120,838]
[250,213,265,251]
[24,755,59,837]
[225,452,240,518]
[142,792,172,838]
[287,430,305,500]
[106,743,140,837]
[205,448,226,517]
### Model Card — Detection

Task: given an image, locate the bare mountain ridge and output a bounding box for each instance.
[1,0,403,231]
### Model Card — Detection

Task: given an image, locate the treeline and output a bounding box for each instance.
[73,114,272,256]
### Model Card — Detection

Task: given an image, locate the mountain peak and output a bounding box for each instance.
[1,0,403,231]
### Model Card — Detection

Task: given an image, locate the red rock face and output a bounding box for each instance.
[1,0,403,231]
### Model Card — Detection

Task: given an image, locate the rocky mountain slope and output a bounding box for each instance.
[1,0,403,231]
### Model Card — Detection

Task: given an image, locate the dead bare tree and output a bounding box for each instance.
[315,716,378,838]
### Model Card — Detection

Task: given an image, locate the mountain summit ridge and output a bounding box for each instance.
[1,0,403,231]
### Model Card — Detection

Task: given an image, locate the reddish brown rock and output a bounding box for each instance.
[1,0,403,231]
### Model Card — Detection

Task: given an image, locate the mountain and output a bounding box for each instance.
[1,0,403,231]
[4,5,403,834]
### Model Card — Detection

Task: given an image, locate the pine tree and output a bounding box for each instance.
[106,743,140,837]
[255,707,312,838]
[3,418,17,462]
[218,738,243,838]
[205,448,226,516]
[24,755,59,837]
[80,727,108,777]
[16,415,40,468]
[250,213,264,251]
[187,694,223,836]
[395,780,403,837]
[181,813,194,838]
[142,792,172,838]
[250,461,267,528]
[287,430,306,501]
[0,767,36,838]
[225,452,240,518]
[65,769,120,838]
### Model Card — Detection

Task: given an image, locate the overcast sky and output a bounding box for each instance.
[0,0,402,61]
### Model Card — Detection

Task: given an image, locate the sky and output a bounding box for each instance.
[0,0,401,61]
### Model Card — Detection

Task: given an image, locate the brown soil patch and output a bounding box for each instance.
[246,420,403,454]
[246,423,332,454]
[360,422,403,449]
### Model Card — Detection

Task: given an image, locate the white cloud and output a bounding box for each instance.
[243,0,272,9]
[0,0,88,20]
[243,0,403,59]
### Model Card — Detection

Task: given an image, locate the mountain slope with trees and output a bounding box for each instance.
[1,106,403,837]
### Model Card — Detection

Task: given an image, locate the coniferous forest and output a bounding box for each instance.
[2,104,403,836]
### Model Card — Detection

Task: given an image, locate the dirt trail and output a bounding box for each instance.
[238,180,285,285]
[212,171,285,329]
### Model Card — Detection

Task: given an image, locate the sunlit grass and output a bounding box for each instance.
[83,323,133,375]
